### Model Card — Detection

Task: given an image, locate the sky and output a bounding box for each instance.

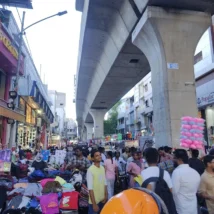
[10,0,81,119]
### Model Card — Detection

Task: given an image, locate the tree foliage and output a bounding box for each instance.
[104,101,121,135]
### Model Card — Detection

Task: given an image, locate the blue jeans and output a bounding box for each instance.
[88,202,104,214]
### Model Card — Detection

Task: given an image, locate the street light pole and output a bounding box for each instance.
[14,11,25,92]
[13,10,68,92]
[9,10,67,148]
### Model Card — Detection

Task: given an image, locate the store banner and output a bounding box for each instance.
[125,140,139,148]
[197,92,214,107]
[0,149,11,172]
[0,149,11,162]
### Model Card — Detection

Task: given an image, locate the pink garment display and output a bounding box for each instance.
[40,178,55,188]
[39,193,59,214]
[104,159,117,180]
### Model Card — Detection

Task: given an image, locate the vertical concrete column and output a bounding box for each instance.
[77,126,82,140]
[85,123,94,140]
[90,109,106,138]
[132,6,211,147]
[82,128,87,142]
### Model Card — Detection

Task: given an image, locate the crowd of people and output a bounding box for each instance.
[83,145,214,214]
[1,144,214,214]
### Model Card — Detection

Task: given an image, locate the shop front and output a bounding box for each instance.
[18,80,54,150]
[0,22,25,148]
[16,97,37,149]
[197,91,214,146]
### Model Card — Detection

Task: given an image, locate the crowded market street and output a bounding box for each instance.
[1,0,214,214]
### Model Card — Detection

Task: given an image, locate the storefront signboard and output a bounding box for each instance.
[125,140,139,148]
[0,23,24,74]
[197,92,214,107]
[0,29,18,59]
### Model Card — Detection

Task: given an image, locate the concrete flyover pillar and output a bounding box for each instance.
[85,123,94,140]
[77,126,82,140]
[132,6,211,148]
[90,109,106,139]
[82,128,87,142]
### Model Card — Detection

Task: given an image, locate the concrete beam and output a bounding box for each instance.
[132,6,211,147]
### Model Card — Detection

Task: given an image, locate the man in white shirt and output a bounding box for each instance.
[113,151,126,174]
[172,149,200,214]
[141,148,172,191]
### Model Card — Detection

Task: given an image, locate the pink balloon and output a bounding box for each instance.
[197,141,203,145]
[198,134,203,138]
[180,139,186,144]
[181,132,187,136]
[192,125,198,129]
[184,132,192,137]
[190,144,197,149]
[193,134,199,138]
[193,118,198,123]
[180,143,188,148]
[193,141,200,145]
[181,117,191,121]
[198,118,205,123]
[185,139,192,145]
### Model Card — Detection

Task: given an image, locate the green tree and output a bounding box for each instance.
[104,101,121,135]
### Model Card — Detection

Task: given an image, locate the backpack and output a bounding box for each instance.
[142,168,177,214]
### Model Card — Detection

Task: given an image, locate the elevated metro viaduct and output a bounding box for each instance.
[75,0,214,147]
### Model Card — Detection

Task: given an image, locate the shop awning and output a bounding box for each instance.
[0,100,25,122]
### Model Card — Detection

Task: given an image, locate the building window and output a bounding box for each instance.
[194,51,203,64]
[144,84,148,92]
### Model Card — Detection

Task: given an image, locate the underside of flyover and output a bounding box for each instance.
[76,0,151,125]
[76,0,214,128]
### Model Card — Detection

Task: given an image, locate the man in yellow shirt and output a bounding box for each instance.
[87,149,107,214]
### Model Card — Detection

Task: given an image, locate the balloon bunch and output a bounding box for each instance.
[180,116,205,149]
